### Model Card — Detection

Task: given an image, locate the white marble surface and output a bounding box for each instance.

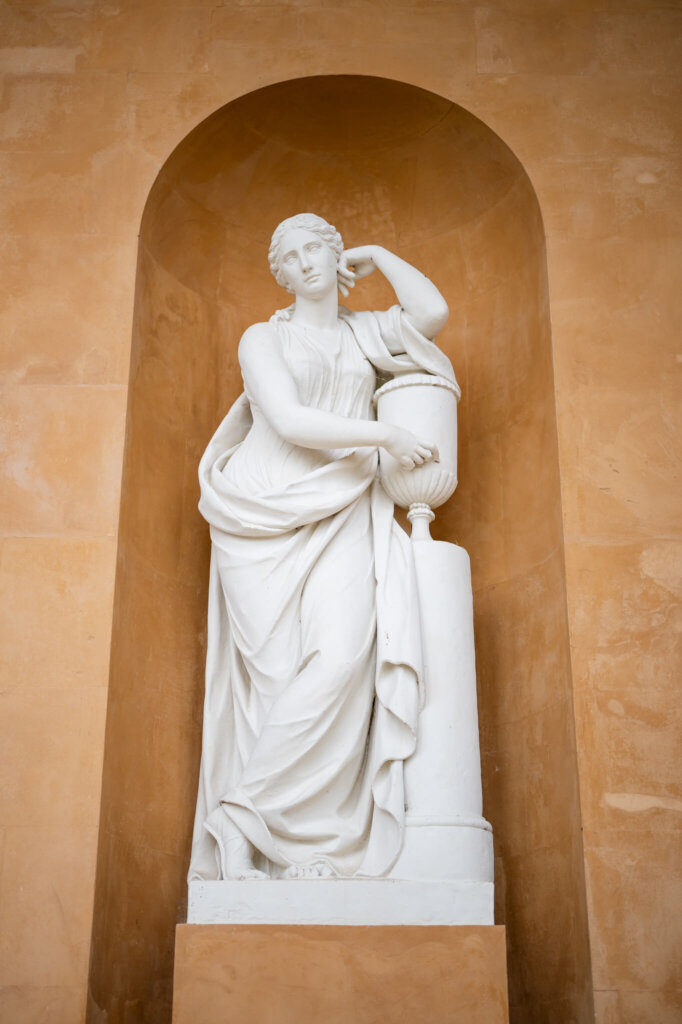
[189,214,461,884]
[388,540,493,885]
[188,879,494,926]
[375,371,460,513]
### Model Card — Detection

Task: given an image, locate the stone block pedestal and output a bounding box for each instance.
[172,924,509,1024]
[188,879,494,926]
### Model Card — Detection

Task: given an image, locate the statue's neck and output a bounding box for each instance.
[290,291,339,331]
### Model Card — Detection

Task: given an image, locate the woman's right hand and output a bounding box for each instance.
[383,426,439,471]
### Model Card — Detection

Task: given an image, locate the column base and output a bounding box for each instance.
[389,819,494,883]
[172,924,509,1024]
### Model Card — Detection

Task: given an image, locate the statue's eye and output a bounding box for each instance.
[283,252,296,264]
[307,243,321,253]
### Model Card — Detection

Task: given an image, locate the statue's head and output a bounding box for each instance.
[268,213,344,294]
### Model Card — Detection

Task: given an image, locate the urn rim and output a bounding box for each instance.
[374,372,461,406]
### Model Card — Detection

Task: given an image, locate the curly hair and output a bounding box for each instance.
[268,213,344,293]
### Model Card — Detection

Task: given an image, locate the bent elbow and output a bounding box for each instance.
[427,299,449,337]
[408,300,449,340]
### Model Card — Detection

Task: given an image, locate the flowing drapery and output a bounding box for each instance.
[188,307,456,880]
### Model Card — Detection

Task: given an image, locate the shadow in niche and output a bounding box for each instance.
[87,76,592,1024]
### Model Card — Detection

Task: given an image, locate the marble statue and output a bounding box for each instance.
[188,214,492,903]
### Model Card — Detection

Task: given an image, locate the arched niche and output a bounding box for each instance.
[88,77,591,1024]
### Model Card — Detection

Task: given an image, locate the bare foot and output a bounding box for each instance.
[205,808,268,880]
[283,860,334,879]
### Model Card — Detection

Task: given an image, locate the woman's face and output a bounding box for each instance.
[278,227,339,298]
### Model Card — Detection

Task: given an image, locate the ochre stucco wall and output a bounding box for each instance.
[171,925,510,1024]
[89,78,589,1024]
[0,3,679,1024]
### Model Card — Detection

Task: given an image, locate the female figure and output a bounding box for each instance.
[188,214,455,881]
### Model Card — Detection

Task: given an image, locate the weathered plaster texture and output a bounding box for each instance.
[0,2,679,1023]
[172,925,510,1024]
[89,76,583,1023]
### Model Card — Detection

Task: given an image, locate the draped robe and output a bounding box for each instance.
[188,305,456,881]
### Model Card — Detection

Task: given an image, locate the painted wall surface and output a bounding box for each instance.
[88,77,589,1024]
[172,924,510,1024]
[0,3,679,1024]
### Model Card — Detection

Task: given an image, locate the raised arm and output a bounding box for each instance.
[341,245,449,341]
[238,324,438,469]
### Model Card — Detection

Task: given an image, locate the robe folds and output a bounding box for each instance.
[188,305,457,881]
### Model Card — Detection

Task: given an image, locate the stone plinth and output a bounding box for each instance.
[188,879,494,926]
[172,924,509,1024]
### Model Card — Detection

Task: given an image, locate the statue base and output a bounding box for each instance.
[172,923,509,1024]
[188,878,493,926]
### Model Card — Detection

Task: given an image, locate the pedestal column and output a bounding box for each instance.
[375,373,494,893]
[390,529,493,887]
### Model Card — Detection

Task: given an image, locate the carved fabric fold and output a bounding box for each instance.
[188,307,455,880]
